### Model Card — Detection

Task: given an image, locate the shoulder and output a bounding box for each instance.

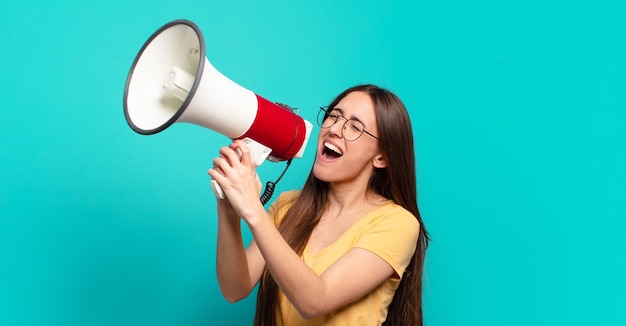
[277,190,301,203]
[267,190,301,225]
[271,190,300,210]
[367,201,420,232]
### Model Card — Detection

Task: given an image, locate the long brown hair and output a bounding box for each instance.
[254,84,429,325]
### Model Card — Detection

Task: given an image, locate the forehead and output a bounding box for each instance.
[334,91,375,118]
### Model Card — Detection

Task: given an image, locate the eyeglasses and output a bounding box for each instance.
[317,107,379,142]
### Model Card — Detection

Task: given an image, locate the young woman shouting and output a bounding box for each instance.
[209,84,429,325]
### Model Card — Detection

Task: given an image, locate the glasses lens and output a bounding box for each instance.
[317,107,335,128]
[317,107,366,141]
[343,120,364,141]
[317,107,328,127]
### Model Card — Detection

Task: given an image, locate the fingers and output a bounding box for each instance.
[211,142,246,171]
[222,144,241,165]
[207,140,257,198]
[213,140,252,168]
[230,139,253,167]
[207,139,256,186]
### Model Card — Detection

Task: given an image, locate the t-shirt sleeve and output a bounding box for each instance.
[353,206,420,279]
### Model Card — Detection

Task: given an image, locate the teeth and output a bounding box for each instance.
[324,142,343,156]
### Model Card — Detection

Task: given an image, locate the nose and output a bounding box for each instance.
[327,116,346,139]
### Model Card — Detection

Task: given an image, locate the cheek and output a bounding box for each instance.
[317,128,329,141]
[348,143,379,161]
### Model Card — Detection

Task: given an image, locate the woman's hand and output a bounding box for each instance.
[208,139,263,218]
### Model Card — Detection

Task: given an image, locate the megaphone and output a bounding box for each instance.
[123,19,313,203]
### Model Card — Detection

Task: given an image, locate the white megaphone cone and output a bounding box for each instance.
[123,19,313,203]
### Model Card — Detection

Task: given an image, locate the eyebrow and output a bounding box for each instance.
[331,107,367,126]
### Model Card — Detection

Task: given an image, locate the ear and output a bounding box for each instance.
[372,153,387,169]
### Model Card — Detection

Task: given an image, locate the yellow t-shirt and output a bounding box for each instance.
[267,191,420,326]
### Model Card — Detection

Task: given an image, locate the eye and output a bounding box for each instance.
[327,110,341,119]
[348,121,364,133]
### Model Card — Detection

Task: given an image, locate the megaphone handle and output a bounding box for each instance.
[211,180,226,199]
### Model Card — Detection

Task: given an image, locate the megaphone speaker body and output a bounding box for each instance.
[124,19,312,162]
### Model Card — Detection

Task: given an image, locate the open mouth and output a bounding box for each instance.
[321,141,343,159]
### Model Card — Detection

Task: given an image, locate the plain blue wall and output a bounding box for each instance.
[1,1,624,325]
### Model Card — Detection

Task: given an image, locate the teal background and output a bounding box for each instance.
[1,1,624,325]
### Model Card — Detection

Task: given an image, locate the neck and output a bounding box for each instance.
[325,182,386,215]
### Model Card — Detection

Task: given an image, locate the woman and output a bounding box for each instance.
[208,84,428,325]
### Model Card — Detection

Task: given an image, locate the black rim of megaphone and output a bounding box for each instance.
[123,19,205,135]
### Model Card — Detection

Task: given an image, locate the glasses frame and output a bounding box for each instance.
[317,106,379,142]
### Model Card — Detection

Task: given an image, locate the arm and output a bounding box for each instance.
[210,141,397,318]
[214,200,265,302]
[210,145,266,302]
[248,213,396,319]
